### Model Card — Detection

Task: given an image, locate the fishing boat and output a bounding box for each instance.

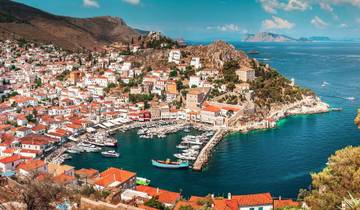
[101,150,120,158]
[136,177,151,186]
[151,159,189,169]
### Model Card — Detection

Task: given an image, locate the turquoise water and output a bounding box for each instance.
[66,42,360,198]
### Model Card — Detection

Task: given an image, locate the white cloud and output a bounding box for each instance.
[260,0,360,14]
[311,16,328,28]
[319,2,333,12]
[206,24,247,33]
[259,0,310,14]
[339,23,348,28]
[83,0,99,8]
[284,0,310,11]
[260,0,281,14]
[123,0,141,5]
[262,16,295,30]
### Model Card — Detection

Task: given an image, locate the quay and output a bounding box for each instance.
[192,129,229,171]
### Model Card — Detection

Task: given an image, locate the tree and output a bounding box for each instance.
[34,77,42,88]
[179,205,195,210]
[144,197,169,210]
[170,70,178,77]
[303,146,360,210]
[222,60,239,83]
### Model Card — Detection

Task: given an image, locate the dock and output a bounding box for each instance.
[192,129,229,171]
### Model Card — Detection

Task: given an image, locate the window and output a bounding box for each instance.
[249,208,255,210]
[258,207,263,210]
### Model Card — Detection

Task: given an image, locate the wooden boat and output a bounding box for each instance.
[151,159,189,169]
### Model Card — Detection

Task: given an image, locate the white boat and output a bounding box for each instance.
[101,150,120,158]
[176,144,188,149]
[66,149,80,154]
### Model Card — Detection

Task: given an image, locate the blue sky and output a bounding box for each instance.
[14,0,360,41]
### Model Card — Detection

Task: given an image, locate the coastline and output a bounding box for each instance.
[192,96,330,171]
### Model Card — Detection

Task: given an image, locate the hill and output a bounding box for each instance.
[0,0,142,50]
[244,32,297,42]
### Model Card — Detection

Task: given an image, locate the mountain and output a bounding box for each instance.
[243,32,297,42]
[0,0,142,50]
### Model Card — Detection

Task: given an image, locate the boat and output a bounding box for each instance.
[247,50,259,55]
[184,128,190,133]
[136,177,151,186]
[176,144,188,149]
[345,97,355,101]
[151,159,189,169]
[331,107,343,112]
[66,149,79,154]
[101,150,120,158]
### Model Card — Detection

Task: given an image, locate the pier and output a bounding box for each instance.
[192,129,229,171]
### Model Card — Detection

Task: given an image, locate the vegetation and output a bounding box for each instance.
[178,205,195,210]
[129,93,154,104]
[0,174,76,210]
[222,60,239,83]
[250,64,313,107]
[302,146,360,210]
[146,36,179,49]
[144,197,170,210]
[56,70,70,81]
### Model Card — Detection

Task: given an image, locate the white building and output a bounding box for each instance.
[189,76,201,88]
[168,50,181,64]
[190,57,202,69]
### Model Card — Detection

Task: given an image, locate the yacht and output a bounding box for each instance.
[101,150,120,158]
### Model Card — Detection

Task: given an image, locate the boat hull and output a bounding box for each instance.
[151,160,189,169]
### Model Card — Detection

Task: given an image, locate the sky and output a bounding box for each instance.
[14,0,360,41]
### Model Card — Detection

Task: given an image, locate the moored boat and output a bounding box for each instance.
[151,159,189,169]
[101,150,120,158]
[136,177,151,186]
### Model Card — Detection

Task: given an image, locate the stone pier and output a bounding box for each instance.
[192,128,229,171]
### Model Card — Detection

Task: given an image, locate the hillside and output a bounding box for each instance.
[244,32,297,42]
[0,0,142,50]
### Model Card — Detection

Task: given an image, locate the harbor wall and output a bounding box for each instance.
[192,129,229,171]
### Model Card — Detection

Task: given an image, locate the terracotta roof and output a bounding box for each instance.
[96,167,136,188]
[75,168,99,178]
[202,105,221,113]
[53,173,76,185]
[0,155,22,164]
[273,199,300,208]
[136,185,180,205]
[16,159,46,171]
[213,199,238,210]
[232,193,273,207]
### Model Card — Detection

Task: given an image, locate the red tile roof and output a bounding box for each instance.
[232,193,273,207]
[136,185,180,205]
[95,167,136,188]
[53,173,76,185]
[202,105,221,113]
[0,155,22,164]
[273,199,300,208]
[16,159,46,171]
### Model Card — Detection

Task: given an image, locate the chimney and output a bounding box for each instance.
[227,192,232,200]
[279,196,281,200]
[156,188,159,194]
[211,194,214,199]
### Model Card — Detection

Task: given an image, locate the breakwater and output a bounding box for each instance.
[192,129,229,171]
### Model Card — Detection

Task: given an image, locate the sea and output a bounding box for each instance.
[65,42,360,198]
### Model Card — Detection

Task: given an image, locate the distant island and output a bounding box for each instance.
[244,32,331,43]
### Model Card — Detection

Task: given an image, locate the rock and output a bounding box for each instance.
[354,109,360,128]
